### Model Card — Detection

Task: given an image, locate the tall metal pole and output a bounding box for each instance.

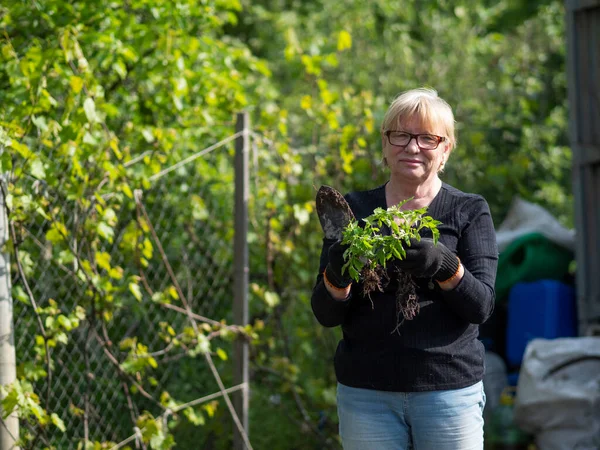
[0,181,19,449]
[233,112,249,450]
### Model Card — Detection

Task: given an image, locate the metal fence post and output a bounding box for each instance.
[0,181,20,450]
[233,112,249,450]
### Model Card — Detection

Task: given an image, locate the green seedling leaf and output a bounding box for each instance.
[340,201,441,282]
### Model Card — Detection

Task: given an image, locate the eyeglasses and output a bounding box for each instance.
[384,130,446,150]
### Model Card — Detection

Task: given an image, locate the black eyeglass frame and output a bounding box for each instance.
[384,130,446,150]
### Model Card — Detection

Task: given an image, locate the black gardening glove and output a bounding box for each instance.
[324,240,352,289]
[393,238,459,282]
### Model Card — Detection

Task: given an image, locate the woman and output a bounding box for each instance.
[311,88,498,449]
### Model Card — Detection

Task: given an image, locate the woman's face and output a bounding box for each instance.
[382,116,450,183]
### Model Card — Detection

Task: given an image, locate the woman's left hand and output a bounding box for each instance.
[393,238,459,282]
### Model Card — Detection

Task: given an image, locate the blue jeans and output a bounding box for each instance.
[337,381,486,450]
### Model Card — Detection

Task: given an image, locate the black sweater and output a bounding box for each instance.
[311,182,498,392]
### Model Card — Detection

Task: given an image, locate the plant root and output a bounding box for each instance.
[360,264,419,333]
[361,265,387,309]
[395,271,419,322]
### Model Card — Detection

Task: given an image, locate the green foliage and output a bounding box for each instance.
[137,412,176,450]
[341,203,441,281]
[0,0,572,448]
[238,0,571,223]
[1,0,272,447]
[1,380,65,433]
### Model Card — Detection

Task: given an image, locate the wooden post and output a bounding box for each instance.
[0,182,19,449]
[233,112,249,449]
[565,0,600,335]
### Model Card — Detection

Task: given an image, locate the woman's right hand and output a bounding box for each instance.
[324,240,353,295]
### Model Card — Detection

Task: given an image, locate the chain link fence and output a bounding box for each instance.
[10,128,247,448]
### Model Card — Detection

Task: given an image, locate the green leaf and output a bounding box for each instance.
[0,385,19,417]
[95,251,111,271]
[264,291,280,307]
[13,285,30,305]
[183,407,205,426]
[57,315,73,331]
[337,30,352,51]
[26,396,45,421]
[191,195,209,220]
[0,151,12,172]
[216,347,228,361]
[203,401,217,418]
[46,222,67,244]
[150,429,166,448]
[83,97,97,123]
[56,332,68,344]
[193,334,211,355]
[97,222,114,242]
[8,140,33,158]
[109,266,124,279]
[51,413,66,432]
[83,131,98,145]
[69,76,84,93]
[141,128,154,143]
[293,204,310,225]
[32,115,48,132]
[129,282,143,302]
[112,60,127,79]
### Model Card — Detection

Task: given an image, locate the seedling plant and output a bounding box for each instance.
[340,200,441,332]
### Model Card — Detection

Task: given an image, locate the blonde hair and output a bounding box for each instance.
[381,88,456,150]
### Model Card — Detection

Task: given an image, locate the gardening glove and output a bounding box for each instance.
[324,240,353,289]
[393,238,459,282]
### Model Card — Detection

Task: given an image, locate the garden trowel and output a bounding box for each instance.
[315,185,355,241]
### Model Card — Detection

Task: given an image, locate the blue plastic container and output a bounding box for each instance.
[506,280,577,368]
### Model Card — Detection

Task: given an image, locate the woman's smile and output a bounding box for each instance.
[398,158,423,165]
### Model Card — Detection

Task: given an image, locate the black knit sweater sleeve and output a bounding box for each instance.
[441,196,498,324]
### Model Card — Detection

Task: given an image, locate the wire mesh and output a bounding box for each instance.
[11,139,238,448]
